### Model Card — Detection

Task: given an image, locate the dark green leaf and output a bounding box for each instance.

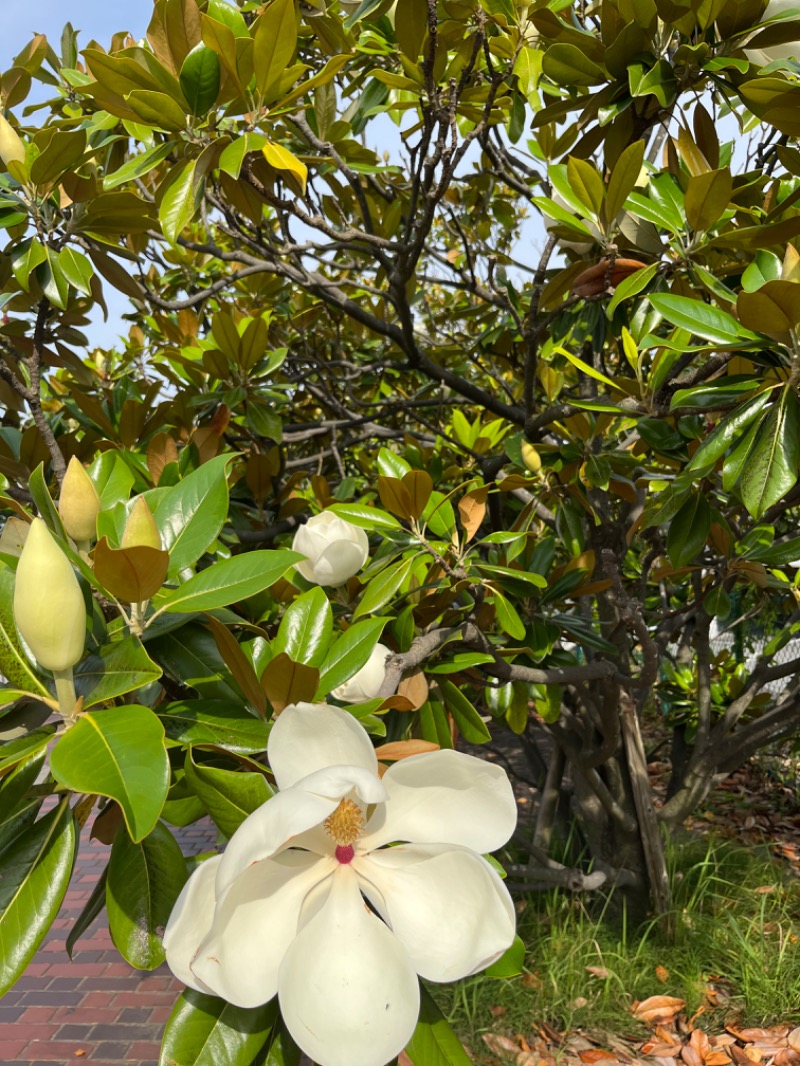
[404,985,472,1066]
[667,493,711,567]
[739,388,800,518]
[273,586,332,668]
[159,988,277,1066]
[159,700,268,755]
[180,45,221,116]
[161,550,303,614]
[74,636,162,708]
[0,800,76,995]
[316,617,388,696]
[107,821,188,970]
[184,749,272,838]
[154,454,232,576]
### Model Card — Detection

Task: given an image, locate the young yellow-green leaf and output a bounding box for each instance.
[159,158,202,245]
[50,706,170,842]
[566,156,604,218]
[58,247,94,295]
[253,0,297,101]
[262,141,307,195]
[604,138,645,223]
[553,345,617,389]
[685,167,732,232]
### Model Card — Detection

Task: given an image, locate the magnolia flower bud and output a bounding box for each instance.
[59,457,101,545]
[122,496,162,550]
[332,643,391,702]
[292,512,369,587]
[521,442,542,473]
[14,518,86,672]
[0,112,25,169]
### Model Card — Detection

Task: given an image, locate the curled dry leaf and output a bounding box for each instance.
[585,965,610,979]
[788,1029,800,1053]
[483,1032,524,1057]
[578,1049,617,1062]
[642,1042,682,1058]
[633,996,687,1025]
[656,965,670,983]
[681,1044,703,1066]
[774,1050,800,1066]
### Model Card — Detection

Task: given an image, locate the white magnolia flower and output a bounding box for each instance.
[164,702,517,1066]
[332,642,392,702]
[292,512,369,587]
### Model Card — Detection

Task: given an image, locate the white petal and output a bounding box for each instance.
[356,844,516,982]
[362,749,517,854]
[163,854,221,996]
[217,764,386,892]
[313,539,367,586]
[332,643,390,703]
[192,851,332,1008]
[269,701,378,790]
[279,866,420,1066]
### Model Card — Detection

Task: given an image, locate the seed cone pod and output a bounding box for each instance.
[0,113,25,168]
[521,442,542,473]
[59,457,101,545]
[14,519,86,672]
[122,497,162,550]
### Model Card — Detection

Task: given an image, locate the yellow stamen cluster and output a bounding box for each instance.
[323,798,364,846]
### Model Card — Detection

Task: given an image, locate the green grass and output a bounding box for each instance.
[431,835,800,1049]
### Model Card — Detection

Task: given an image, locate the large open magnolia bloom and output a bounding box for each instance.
[164,702,517,1066]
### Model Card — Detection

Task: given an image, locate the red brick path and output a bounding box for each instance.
[1,817,218,1066]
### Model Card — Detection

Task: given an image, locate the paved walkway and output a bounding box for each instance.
[0,817,218,1066]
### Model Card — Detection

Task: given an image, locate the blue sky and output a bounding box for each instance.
[3,1,156,349]
[2,0,155,71]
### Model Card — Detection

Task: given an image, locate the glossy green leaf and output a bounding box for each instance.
[160,700,268,755]
[30,129,86,185]
[0,749,45,854]
[490,588,527,640]
[107,821,188,970]
[566,156,603,217]
[159,988,277,1066]
[327,502,402,531]
[436,678,491,743]
[50,706,170,843]
[180,45,221,115]
[148,624,244,703]
[161,550,303,614]
[184,749,272,838]
[0,728,55,774]
[648,293,761,345]
[58,247,94,295]
[667,493,711,567]
[89,450,136,510]
[0,800,76,995]
[685,392,772,477]
[273,586,332,668]
[670,377,762,412]
[542,43,606,86]
[316,617,389,696]
[74,636,162,708]
[740,388,800,518]
[404,985,472,1066]
[10,237,46,291]
[154,454,232,576]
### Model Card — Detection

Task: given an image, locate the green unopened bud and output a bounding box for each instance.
[59,457,101,546]
[14,518,86,672]
[122,496,162,550]
[0,112,25,168]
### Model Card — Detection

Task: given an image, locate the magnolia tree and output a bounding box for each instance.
[4,0,800,1061]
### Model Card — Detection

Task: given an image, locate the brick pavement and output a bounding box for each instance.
[1,817,218,1066]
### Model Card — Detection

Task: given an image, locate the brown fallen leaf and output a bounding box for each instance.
[775,1050,800,1066]
[705,1053,732,1066]
[656,965,670,983]
[490,1005,508,1018]
[642,1042,682,1058]
[483,1033,523,1057]
[681,1044,703,1066]
[586,966,610,979]
[578,1050,617,1063]
[788,1030,800,1054]
[633,996,687,1025]
[728,1028,790,1044]
[690,1030,710,1058]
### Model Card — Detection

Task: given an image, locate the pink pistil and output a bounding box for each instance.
[335,844,355,864]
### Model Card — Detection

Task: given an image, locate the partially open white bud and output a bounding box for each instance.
[59,457,101,545]
[332,643,391,702]
[744,0,800,65]
[14,518,86,672]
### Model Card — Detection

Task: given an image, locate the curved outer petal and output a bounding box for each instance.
[163,854,221,996]
[191,851,333,1008]
[279,865,420,1066]
[361,748,517,854]
[311,539,367,586]
[355,843,516,982]
[217,764,386,893]
[269,702,379,790]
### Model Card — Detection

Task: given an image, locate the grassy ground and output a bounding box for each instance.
[432,835,800,1051]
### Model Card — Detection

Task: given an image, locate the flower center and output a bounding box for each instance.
[324,798,364,849]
